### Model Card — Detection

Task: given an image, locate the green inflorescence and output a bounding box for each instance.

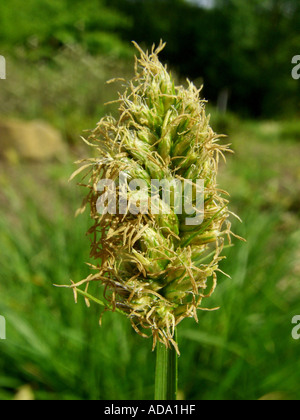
[68,41,242,353]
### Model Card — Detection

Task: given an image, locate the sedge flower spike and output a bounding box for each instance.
[68,41,241,354]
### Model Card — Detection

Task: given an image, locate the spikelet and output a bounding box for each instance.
[68,41,241,354]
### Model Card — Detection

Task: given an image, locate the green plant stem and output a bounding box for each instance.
[155,329,178,400]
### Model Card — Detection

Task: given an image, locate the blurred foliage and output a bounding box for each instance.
[1,0,299,117]
[0,0,133,59]
[280,120,300,142]
[0,47,133,144]
[107,0,300,118]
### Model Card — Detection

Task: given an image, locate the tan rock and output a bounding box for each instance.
[0,119,66,161]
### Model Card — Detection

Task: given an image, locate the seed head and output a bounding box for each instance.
[68,41,242,353]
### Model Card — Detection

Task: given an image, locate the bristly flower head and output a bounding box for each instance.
[68,41,242,354]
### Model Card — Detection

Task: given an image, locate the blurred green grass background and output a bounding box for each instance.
[0,0,300,401]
